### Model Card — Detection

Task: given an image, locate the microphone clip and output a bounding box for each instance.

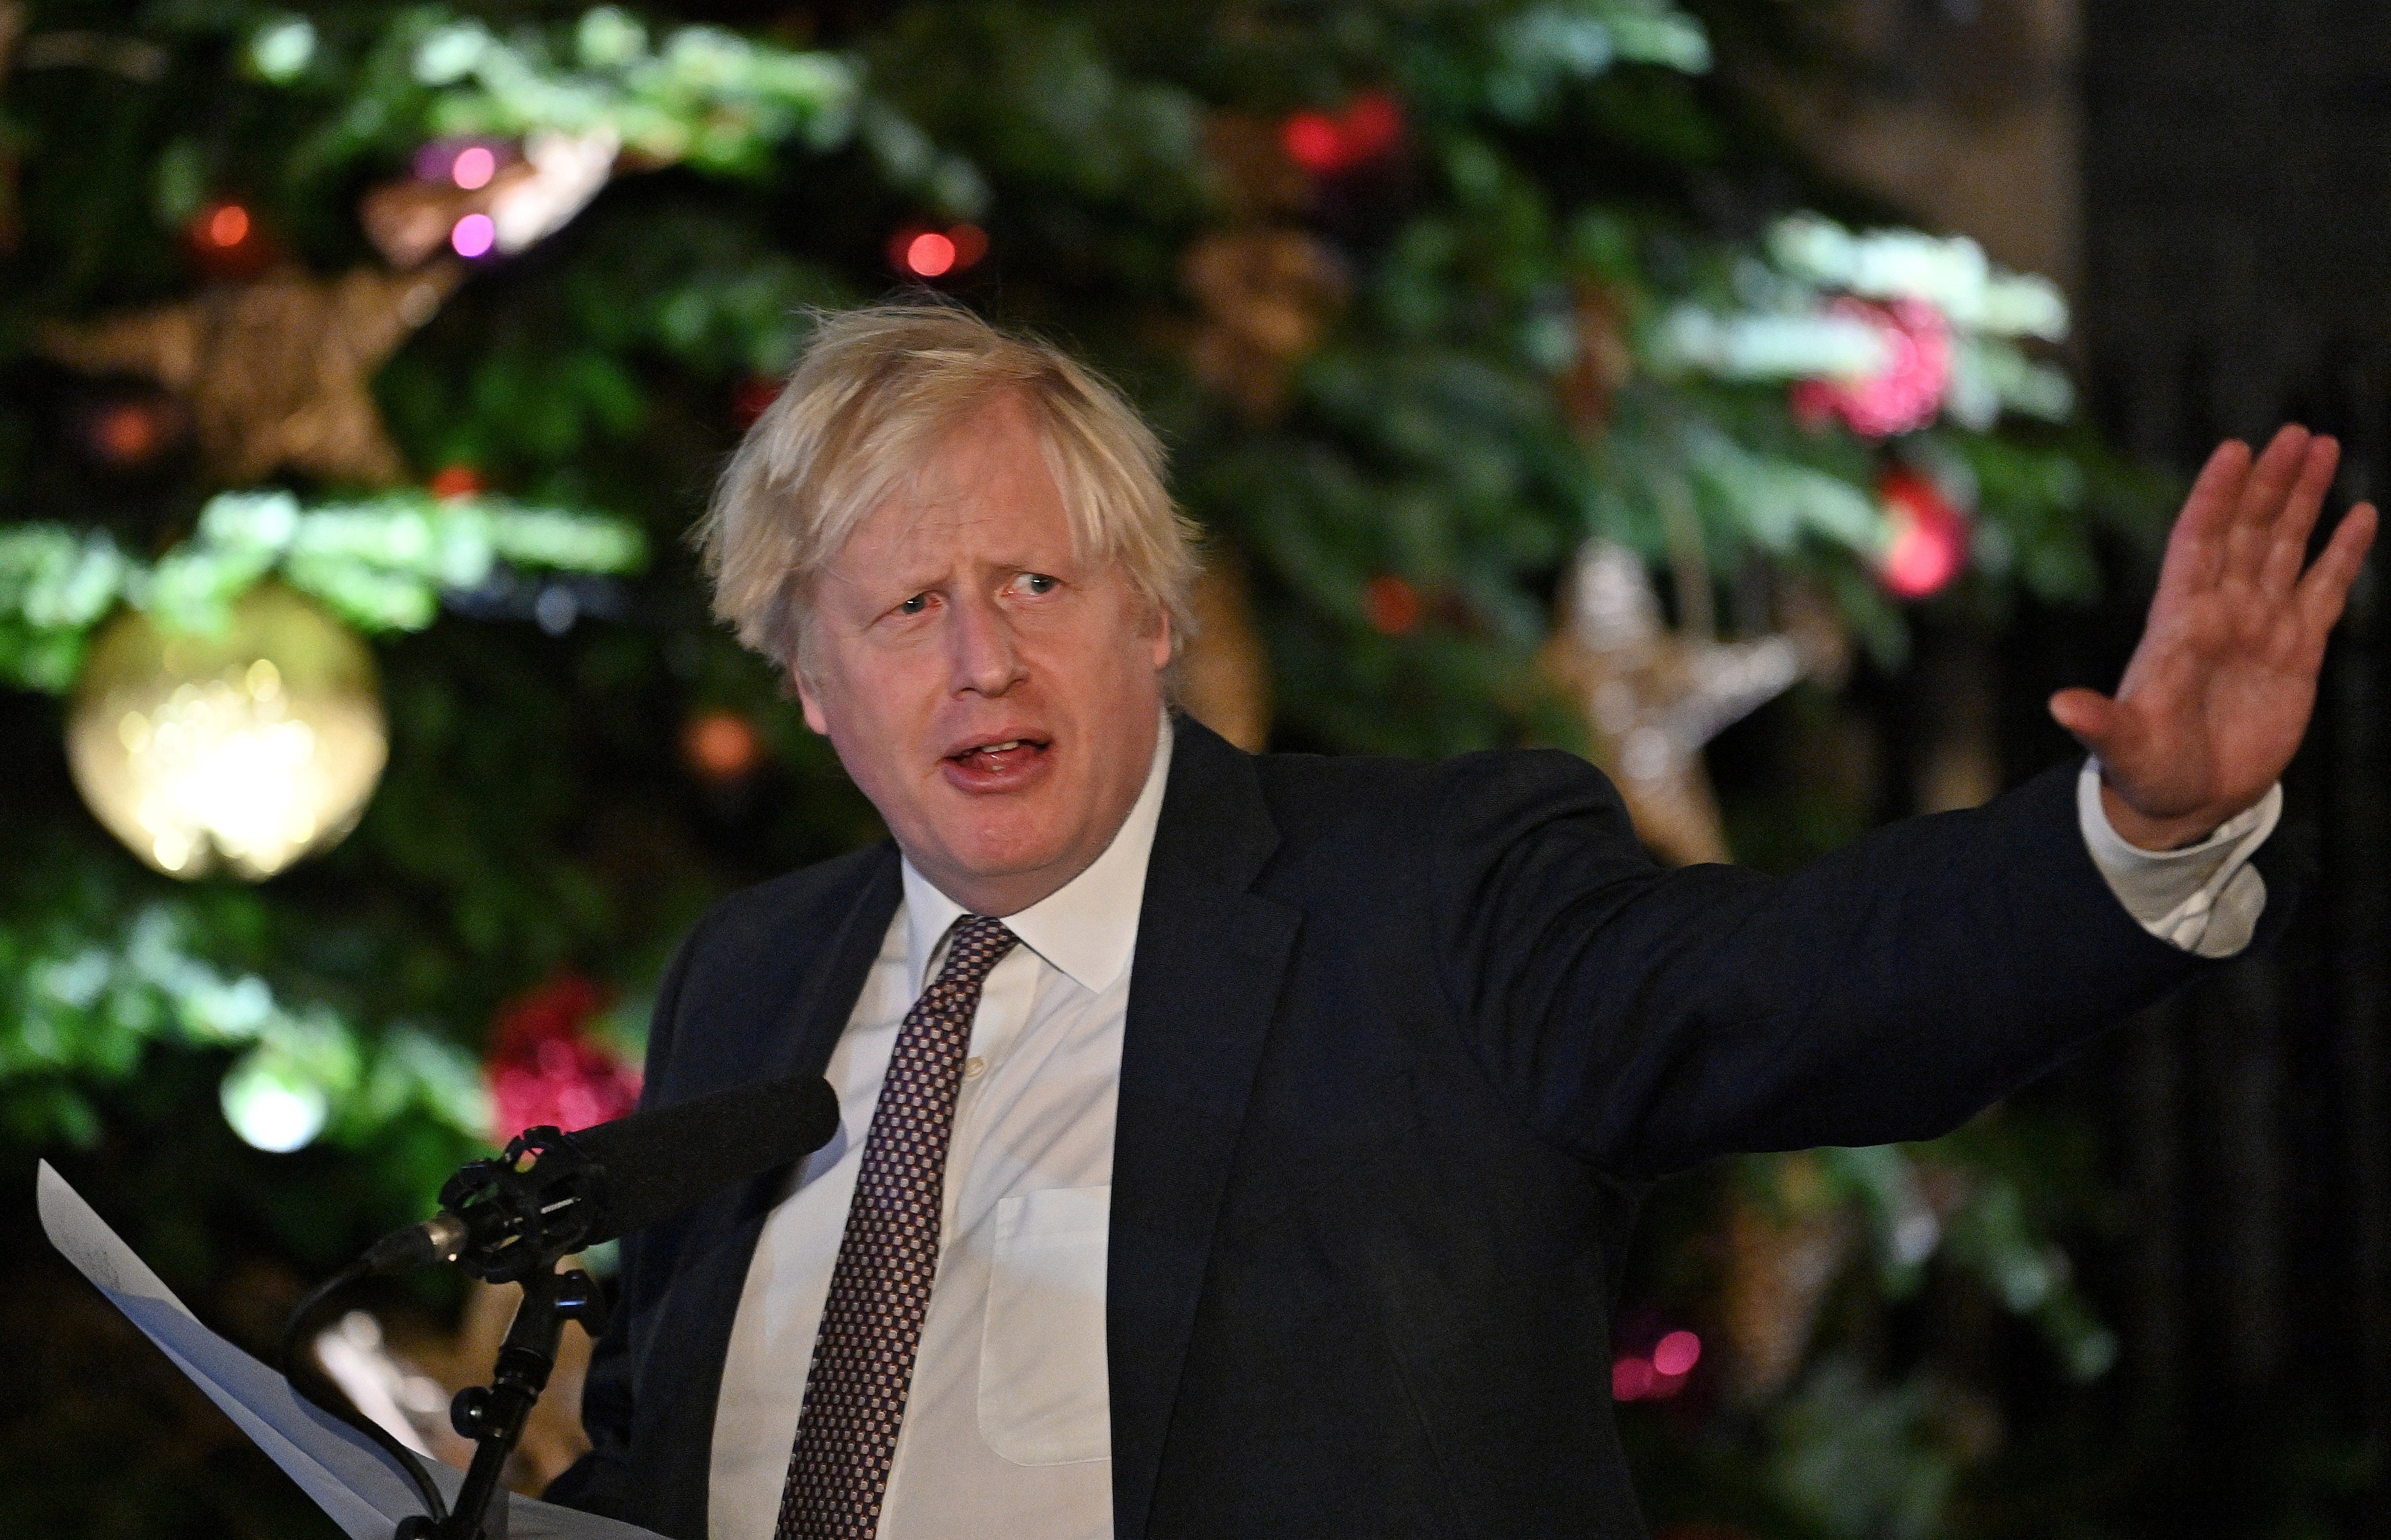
[434,1126,608,1285]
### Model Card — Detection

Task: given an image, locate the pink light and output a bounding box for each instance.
[452,145,497,189]
[451,213,496,259]
[1652,1330,1702,1377]
[1790,297,1953,439]
[905,231,957,278]
[1884,524,1962,598]
[1612,1357,1655,1401]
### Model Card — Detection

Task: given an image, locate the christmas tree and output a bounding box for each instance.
[0,3,2168,1534]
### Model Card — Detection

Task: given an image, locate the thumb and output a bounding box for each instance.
[2047,688,2120,754]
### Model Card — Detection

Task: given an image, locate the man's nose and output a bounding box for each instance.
[947,592,1025,696]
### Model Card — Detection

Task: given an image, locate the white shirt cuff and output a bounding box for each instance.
[2077,761,2280,958]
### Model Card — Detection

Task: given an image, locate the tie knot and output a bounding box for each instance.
[938,914,1017,988]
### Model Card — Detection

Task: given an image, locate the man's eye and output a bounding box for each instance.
[897,594,929,616]
[1017,573,1057,595]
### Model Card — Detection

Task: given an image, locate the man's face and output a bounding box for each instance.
[794,395,1172,917]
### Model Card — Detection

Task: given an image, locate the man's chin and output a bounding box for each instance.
[906,817,1082,902]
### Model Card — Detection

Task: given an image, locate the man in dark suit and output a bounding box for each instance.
[548,305,2375,1540]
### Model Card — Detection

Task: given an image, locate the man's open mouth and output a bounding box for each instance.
[947,737,1050,776]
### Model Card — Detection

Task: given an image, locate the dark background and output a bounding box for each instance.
[2058,0,2391,1528]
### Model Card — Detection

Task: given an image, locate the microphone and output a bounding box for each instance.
[360,1070,840,1283]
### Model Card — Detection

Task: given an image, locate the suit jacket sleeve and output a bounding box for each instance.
[543,907,712,1519]
[1429,748,2278,1179]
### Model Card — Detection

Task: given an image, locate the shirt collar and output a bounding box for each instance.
[900,711,1173,996]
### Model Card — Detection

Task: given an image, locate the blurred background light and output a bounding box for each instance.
[206,203,250,249]
[451,212,497,258]
[905,230,956,277]
[452,145,497,190]
[65,583,389,881]
[219,1048,329,1153]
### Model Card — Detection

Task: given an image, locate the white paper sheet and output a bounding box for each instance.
[37,1161,665,1540]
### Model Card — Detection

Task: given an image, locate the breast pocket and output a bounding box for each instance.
[978,1184,1112,1466]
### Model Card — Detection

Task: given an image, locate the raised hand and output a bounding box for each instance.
[2048,425,2377,851]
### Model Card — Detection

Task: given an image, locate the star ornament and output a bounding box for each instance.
[41,264,462,488]
[1541,540,1809,866]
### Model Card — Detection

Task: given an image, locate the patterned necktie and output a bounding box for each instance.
[774,914,1019,1540]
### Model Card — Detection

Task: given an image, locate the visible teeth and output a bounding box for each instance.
[976,740,1023,754]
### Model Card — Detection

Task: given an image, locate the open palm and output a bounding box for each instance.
[2050,425,2378,850]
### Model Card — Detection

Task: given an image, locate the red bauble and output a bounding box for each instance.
[1790,298,1953,439]
[485,974,641,1144]
[1879,468,1971,599]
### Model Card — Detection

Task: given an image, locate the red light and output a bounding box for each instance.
[206,204,250,248]
[1282,111,1345,174]
[430,464,484,500]
[683,709,764,783]
[1282,93,1406,176]
[1341,92,1403,160]
[1363,574,1421,635]
[905,231,957,278]
[1652,1330,1702,1377]
[949,223,989,270]
[1612,1357,1655,1401]
[730,376,784,428]
[91,401,167,464]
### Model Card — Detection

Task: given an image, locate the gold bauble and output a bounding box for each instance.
[67,583,388,880]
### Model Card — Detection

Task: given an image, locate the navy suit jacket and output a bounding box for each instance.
[548,714,2262,1538]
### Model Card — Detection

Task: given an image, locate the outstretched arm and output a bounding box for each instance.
[1439,434,2372,1175]
[2051,425,2376,851]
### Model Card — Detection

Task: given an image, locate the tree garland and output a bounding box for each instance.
[0,489,643,691]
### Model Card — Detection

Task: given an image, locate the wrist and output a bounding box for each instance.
[2098,777,2225,852]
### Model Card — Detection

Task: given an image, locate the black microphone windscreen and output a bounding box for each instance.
[563,1071,840,1246]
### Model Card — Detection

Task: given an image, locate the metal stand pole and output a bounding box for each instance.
[395,1266,606,1540]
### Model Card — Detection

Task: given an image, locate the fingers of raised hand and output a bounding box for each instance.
[2221,425,2314,593]
[2295,501,2379,641]
[2257,434,2343,598]
[2158,438,2254,598]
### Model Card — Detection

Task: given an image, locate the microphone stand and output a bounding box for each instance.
[395,1263,607,1540]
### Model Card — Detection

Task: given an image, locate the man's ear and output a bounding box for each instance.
[1146,602,1173,672]
[793,665,832,736]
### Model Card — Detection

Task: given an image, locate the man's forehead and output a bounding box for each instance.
[843,487,1074,558]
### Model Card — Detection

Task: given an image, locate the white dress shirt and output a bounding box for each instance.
[709,726,2272,1540]
[710,717,1172,1540]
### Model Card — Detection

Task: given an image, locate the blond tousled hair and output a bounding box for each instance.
[698,302,1200,675]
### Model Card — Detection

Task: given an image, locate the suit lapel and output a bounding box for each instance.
[647,846,902,1540]
[1109,718,1300,1540]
